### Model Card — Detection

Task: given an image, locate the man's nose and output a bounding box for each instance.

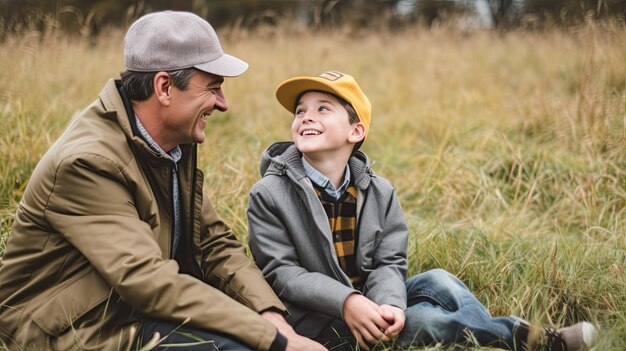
[214,90,229,112]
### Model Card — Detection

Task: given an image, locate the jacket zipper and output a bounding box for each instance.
[355,189,367,282]
[170,162,178,259]
[188,148,203,278]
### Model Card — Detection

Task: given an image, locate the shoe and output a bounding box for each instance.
[556,322,598,351]
[514,321,598,351]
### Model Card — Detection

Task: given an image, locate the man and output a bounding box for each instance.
[0,11,325,351]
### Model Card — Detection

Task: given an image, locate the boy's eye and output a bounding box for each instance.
[319,106,329,112]
[295,108,305,116]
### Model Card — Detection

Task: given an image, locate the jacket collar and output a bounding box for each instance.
[99,79,137,142]
[260,141,373,190]
[98,79,195,161]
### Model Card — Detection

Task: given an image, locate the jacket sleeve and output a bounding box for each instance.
[44,154,279,351]
[198,194,288,314]
[247,182,359,320]
[361,187,408,310]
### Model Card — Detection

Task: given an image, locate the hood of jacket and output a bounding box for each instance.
[259,141,373,190]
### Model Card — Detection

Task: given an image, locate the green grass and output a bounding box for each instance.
[1,21,625,350]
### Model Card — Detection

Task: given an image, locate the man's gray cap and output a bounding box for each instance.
[124,11,248,77]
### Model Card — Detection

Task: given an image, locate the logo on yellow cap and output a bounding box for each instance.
[318,70,344,81]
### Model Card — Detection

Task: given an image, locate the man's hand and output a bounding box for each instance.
[261,310,327,351]
[379,304,406,339]
[342,294,391,350]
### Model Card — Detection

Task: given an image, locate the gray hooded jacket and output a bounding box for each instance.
[247,142,408,337]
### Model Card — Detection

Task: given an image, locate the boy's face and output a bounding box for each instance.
[291,91,363,159]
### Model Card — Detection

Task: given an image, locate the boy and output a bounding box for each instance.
[247,70,597,351]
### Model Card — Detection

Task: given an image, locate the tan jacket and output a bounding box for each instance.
[0,79,286,350]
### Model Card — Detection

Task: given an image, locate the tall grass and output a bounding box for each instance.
[1,21,625,350]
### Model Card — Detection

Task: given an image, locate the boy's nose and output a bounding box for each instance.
[302,111,316,122]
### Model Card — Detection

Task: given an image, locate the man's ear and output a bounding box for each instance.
[154,72,172,106]
[348,122,366,144]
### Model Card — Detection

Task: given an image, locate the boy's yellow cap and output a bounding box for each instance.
[275,70,372,139]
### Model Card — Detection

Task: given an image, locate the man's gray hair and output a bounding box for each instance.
[120,68,196,101]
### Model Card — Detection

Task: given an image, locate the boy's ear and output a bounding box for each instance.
[348,122,366,144]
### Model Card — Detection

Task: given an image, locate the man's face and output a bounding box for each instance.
[167,70,228,146]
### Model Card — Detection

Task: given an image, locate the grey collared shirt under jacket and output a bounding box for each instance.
[135,115,182,256]
[301,156,351,199]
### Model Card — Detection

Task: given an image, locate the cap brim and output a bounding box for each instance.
[275,77,342,113]
[195,53,248,77]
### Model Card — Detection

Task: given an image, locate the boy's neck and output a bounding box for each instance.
[302,153,351,189]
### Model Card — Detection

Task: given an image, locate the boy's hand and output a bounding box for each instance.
[261,310,328,351]
[379,304,406,338]
[342,294,391,350]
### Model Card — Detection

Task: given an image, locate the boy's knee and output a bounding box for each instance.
[426,268,453,280]
[406,269,468,304]
[408,269,456,286]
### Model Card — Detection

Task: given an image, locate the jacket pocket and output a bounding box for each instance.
[30,268,112,336]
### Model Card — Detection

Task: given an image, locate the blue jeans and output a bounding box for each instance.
[134,317,253,351]
[315,269,524,350]
[396,268,522,349]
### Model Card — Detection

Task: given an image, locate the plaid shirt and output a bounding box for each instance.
[312,184,362,290]
[303,158,362,289]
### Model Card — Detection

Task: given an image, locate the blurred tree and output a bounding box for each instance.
[524,0,626,24]
[487,0,518,27]
[0,0,624,38]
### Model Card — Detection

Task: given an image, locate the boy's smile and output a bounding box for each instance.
[302,129,322,136]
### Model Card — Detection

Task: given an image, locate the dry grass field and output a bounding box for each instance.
[1,20,625,350]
